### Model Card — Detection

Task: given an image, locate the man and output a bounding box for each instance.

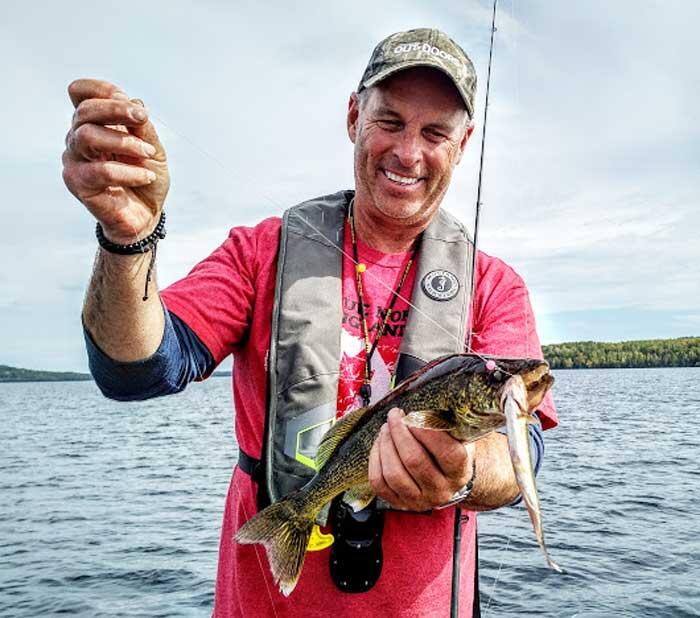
[63,28,556,617]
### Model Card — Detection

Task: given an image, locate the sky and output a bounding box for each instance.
[1,0,698,372]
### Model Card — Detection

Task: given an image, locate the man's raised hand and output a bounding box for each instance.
[62,79,170,245]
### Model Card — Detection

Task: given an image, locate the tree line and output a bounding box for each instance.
[3,336,699,381]
[0,365,91,383]
[542,337,700,369]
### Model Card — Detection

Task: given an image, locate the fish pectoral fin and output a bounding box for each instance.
[403,410,456,432]
[342,483,376,512]
[315,406,369,469]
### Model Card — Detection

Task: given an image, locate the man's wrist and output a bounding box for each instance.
[97,211,166,254]
[436,458,477,510]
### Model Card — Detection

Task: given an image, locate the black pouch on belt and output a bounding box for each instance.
[329,498,385,593]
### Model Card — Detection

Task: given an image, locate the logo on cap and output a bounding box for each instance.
[391,41,463,70]
[421,270,459,302]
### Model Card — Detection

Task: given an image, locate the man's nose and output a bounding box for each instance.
[392,129,422,169]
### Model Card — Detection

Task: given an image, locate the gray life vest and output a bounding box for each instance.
[262,189,474,505]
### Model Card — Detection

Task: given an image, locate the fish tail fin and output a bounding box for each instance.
[536,532,564,573]
[544,549,564,573]
[235,496,314,596]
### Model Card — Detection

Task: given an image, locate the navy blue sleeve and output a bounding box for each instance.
[528,417,545,477]
[84,308,215,401]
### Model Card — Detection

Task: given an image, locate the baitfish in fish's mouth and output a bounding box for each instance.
[235,353,559,595]
[502,372,562,573]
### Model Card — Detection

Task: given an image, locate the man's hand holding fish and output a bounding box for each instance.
[369,407,477,512]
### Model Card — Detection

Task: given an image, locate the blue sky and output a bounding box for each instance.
[1,1,698,371]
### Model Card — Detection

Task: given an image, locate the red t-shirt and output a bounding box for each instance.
[337,225,419,417]
[161,215,557,618]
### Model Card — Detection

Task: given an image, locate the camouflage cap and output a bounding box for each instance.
[358,28,477,119]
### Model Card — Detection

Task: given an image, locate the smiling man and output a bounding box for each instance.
[63,28,556,617]
[349,66,473,254]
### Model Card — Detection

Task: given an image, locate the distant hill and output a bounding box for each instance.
[543,336,700,369]
[3,336,699,381]
[0,365,91,383]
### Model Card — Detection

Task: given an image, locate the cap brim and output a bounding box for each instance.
[361,60,473,119]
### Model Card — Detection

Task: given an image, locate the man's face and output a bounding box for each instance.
[347,67,473,230]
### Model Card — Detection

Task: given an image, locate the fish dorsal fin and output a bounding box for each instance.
[315,406,369,469]
[403,410,457,432]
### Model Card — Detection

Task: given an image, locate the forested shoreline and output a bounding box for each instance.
[543,337,700,369]
[0,365,91,383]
[2,337,698,381]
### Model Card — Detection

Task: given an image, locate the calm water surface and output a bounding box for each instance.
[1,368,698,617]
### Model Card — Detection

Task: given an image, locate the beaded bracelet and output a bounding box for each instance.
[95,211,166,254]
[95,211,167,301]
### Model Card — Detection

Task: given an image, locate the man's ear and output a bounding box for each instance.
[454,120,475,166]
[347,92,360,144]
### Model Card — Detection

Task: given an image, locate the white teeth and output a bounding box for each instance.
[384,170,419,185]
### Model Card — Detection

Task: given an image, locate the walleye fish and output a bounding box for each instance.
[235,353,557,595]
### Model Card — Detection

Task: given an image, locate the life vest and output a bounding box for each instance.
[260,189,474,505]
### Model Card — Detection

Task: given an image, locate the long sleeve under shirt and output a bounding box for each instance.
[83,309,545,476]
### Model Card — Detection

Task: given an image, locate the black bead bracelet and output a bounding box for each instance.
[95,211,166,255]
[95,211,167,301]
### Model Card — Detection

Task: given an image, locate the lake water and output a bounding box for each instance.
[1,368,698,617]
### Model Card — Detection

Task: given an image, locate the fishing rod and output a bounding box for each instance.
[152,9,503,612]
[450,0,498,616]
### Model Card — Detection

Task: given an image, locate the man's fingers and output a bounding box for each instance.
[387,409,448,495]
[73,98,149,131]
[68,78,127,107]
[67,82,167,166]
[74,159,156,190]
[369,410,469,510]
[378,420,423,503]
[368,429,395,504]
[129,99,167,162]
[67,124,156,161]
[409,425,470,481]
[369,425,404,507]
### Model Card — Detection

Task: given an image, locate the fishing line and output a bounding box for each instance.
[234,481,280,618]
[167,377,279,614]
[451,1,499,616]
[150,113,512,376]
[478,1,521,608]
[484,534,511,616]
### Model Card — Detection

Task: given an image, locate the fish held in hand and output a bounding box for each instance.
[235,353,557,595]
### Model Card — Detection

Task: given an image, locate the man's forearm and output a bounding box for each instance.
[85,309,214,400]
[83,249,165,362]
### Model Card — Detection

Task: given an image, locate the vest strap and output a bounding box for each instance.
[238,449,263,483]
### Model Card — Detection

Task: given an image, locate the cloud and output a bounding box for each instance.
[1,1,698,370]
[537,307,700,345]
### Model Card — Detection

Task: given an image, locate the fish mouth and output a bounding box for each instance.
[520,361,554,412]
[494,359,554,413]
